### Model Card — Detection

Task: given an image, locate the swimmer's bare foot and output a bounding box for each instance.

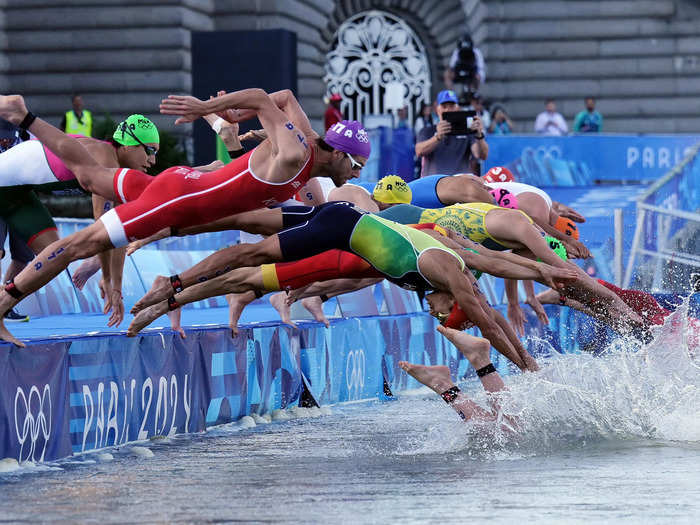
[437,325,491,369]
[0,292,24,346]
[0,318,24,347]
[127,301,168,336]
[537,264,578,290]
[71,256,101,290]
[132,275,172,314]
[270,292,297,329]
[226,291,256,337]
[0,95,28,125]
[399,361,453,394]
[301,297,330,328]
[284,284,311,306]
[167,308,185,339]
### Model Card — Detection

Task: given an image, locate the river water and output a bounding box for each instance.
[1,310,699,524]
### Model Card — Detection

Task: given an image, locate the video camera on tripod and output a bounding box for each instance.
[453,35,477,87]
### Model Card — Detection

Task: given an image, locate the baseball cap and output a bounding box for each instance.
[324,120,371,158]
[482,166,515,183]
[554,216,580,240]
[113,114,160,146]
[329,93,342,102]
[373,175,412,204]
[436,90,459,105]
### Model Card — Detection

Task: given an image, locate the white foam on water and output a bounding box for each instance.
[130,446,154,458]
[0,458,20,473]
[400,298,700,459]
[238,416,256,429]
[252,413,271,424]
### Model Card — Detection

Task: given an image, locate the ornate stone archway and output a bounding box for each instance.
[324,10,432,125]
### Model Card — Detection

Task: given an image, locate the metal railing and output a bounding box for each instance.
[623,143,700,289]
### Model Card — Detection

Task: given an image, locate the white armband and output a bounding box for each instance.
[211,117,225,134]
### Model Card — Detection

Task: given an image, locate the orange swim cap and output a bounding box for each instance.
[554,216,580,240]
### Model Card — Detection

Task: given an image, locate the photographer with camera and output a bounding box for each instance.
[444,34,485,95]
[415,90,488,177]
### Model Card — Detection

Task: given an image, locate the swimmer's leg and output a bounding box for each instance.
[398,361,492,422]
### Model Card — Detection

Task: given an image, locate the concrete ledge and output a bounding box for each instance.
[2,50,190,74]
[2,28,191,52]
[487,0,675,21]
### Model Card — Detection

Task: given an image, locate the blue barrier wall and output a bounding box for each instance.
[6,294,697,464]
[485,135,700,186]
[359,132,700,185]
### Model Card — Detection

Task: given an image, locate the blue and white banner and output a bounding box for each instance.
[486,135,700,186]
[0,343,72,462]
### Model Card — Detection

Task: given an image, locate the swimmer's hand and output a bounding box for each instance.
[126,227,172,256]
[568,238,592,259]
[537,262,578,290]
[160,95,207,124]
[239,129,267,143]
[525,294,550,326]
[552,201,585,223]
[100,279,124,327]
[507,302,526,337]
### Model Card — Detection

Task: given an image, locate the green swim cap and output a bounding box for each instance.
[545,236,568,261]
[113,114,159,146]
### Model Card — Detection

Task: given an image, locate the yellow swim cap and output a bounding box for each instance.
[373,175,412,204]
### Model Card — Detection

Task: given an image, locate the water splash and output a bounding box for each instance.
[396,297,700,459]
[455,297,700,456]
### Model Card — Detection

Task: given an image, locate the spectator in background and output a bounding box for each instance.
[395,105,410,128]
[324,92,343,131]
[573,97,603,132]
[467,93,491,131]
[534,98,568,136]
[444,33,486,97]
[415,89,488,177]
[60,94,92,137]
[489,105,515,135]
[414,102,437,137]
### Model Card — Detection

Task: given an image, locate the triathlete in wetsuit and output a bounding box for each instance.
[0,90,366,346]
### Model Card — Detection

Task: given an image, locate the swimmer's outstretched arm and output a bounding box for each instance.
[522,279,549,326]
[400,325,507,423]
[471,281,538,372]
[436,228,578,290]
[551,201,585,223]
[421,252,525,369]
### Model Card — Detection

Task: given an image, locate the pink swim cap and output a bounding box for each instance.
[489,188,519,209]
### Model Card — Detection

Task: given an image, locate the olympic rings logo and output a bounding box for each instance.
[14,384,52,463]
[345,349,366,399]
